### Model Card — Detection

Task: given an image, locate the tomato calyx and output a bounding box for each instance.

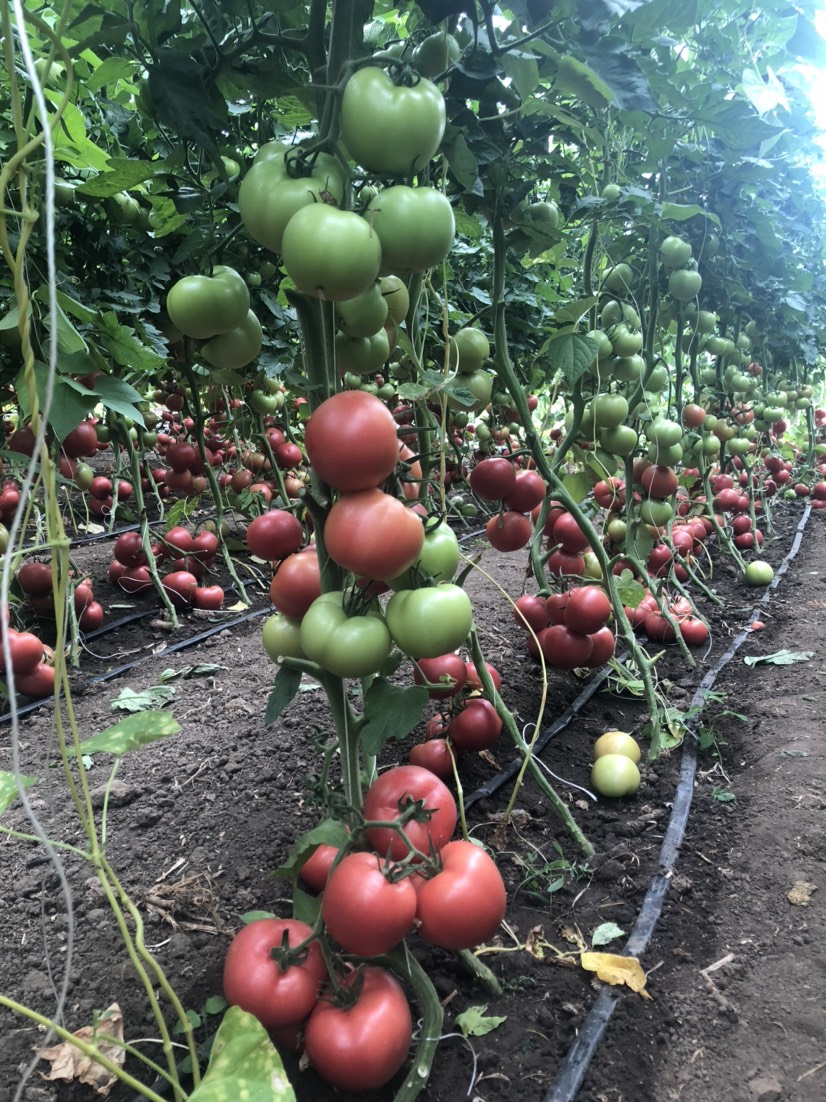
[268,924,321,972]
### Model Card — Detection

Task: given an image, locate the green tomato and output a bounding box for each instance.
[600,424,638,456]
[744,560,774,586]
[262,613,306,662]
[380,275,410,325]
[601,183,622,201]
[334,329,391,375]
[594,731,641,763]
[646,440,683,466]
[611,354,645,383]
[412,32,461,77]
[340,66,446,177]
[639,498,673,527]
[202,309,263,370]
[602,263,634,295]
[609,324,643,357]
[591,753,641,797]
[645,417,683,448]
[387,521,460,589]
[248,389,282,415]
[452,327,490,374]
[668,268,703,302]
[385,584,473,659]
[659,235,693,268]
[166,266,250,339]
[447,368,492,412]
[238,151,345,254]
[367,185,455,275]
[299,591,392,678]
[281,206,382,302]
[590,393,628,430]
[336,282,389,338]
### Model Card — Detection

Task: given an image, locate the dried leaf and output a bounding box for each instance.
[580,952,652,998]
[787,881,817,906]
[38,1003,125,1095]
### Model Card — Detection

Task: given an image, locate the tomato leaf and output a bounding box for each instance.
[743,650,814,667]
[580,951,651,998]
[265,665,302,726]
[240,910,276,924]
[187,1006,297,1102]
[76,157,157,196]
[544,331,599,386]
[110,686,176,713]
[361,680,429,757]
[591,922,625,947]
[275,819,350,880]
[614,569,647,609]
[455,1004,507,1038]
[80,710,180,755]
[158,664,227,682]
[292,886,321,927]
[0,770,39,816]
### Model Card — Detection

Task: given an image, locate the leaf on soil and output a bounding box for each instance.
[361,680,429,756]
[110,685,176,712]
[580,952,652,998]
[265,665,302,726]
[743,650,814,667]
[187,1006,296,1102]
[455,1005,507,1038]
[0,770,39,815]
[787,881,817,906]
[591,922,626,947]
[159,664,227,682]
[240,910,277,924]
[38,1003,125,1096]
[80,711,181,755]
[227,601,249,612]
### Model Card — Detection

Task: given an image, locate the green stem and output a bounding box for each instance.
[387,946,444,1102]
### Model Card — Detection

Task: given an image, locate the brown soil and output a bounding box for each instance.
[0,507,823,1102]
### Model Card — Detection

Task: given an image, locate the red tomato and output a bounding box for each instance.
[269,547,321,620]
[415,840,506,950]
[162,570,198,608]
[324,489,424,579]
[564,585,611,635]
[538,624,594,668]
[304,967,412,1092]
[1,630,44,675]
[513,594,550,633]
[191,530,220,562]
[464,661,502,693]
[17,562,53,596]
[409,737,455,779]
[119,566,153,594]
[223,918,325,1030]
[468,457,516,501]
[113,531,147,568]
[586,625,616,665]
[552,512,589,553]
[363,765,457,860]
[164,526,195,556]
[62,420,98,458]
[679,616,709,647]
[78,601,104,632]
[300,842,342,893]
[545,591,571,625]
[412,654,467,697]
[485,510,532,551]
[322,852,417,956]
[246,509,304,560]
[640,464,678,498]
[15,661,55,698]
[304,391,400,492]
[448,698,502,752]
[192,585,225,610]
[547,549,585,577]
[503,469,545,512]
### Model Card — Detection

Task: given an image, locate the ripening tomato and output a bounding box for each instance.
[363,765,457,860]
[564,585,612,635]
[513,594,550,633]
[552,512,589,553]
[269,547,321,620]
[538,624,594,668]
[304,967,412,1092]
[409,737,455,779]
[415,841,506,950]
[468,457,516,501]
[223,918,325,1029]
[304,391,400,493]
[503,469,546,513]
[324,489,424,579]
[322,852,417,957]
[412,654,467,697]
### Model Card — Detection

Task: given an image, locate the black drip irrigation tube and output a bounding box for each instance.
[543,502,813,1102]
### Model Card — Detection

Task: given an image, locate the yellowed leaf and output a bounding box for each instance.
[580,952,652,999]
[788,881,817,906]
[227,600,249,612]
[38,1003,125,1096]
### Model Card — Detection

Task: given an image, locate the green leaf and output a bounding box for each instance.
[174,1009,202,1034]
[292,886,321,926]
[240,910,276,925]
[442,132,481,194]
[203,996,228,1016]
[743,650,814,667]
[158,665,227,682]
[614,569,647,609]
[361,680,429,757]
[80,710,180,755]
[187,1007,297,1102]
[660,202,720,226]
[265,665,302,726]
[592,922,625,947]
[455,1004,507,1038]
[501,51,540,100]
[275,819,350,880]
[77,157,157,197]
[0,771,39,815]
[85,56,137,93]
[96,312,165,376]
[64,372,147,427]
[562,470,596,503]
[546,332,599,386]
[54,289,98,325]
[28,367,98,441]
[553,297,599,325]
[109,686,177,714]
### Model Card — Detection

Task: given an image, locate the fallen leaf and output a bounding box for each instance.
[787,881,817,906]
[743,650,814,668]
[591,922,626,948]
[38,1003,124,1096]
[580,952,652,999]
[455,1005,507,1038]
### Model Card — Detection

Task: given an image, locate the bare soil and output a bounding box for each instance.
[1,506,823,1102]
